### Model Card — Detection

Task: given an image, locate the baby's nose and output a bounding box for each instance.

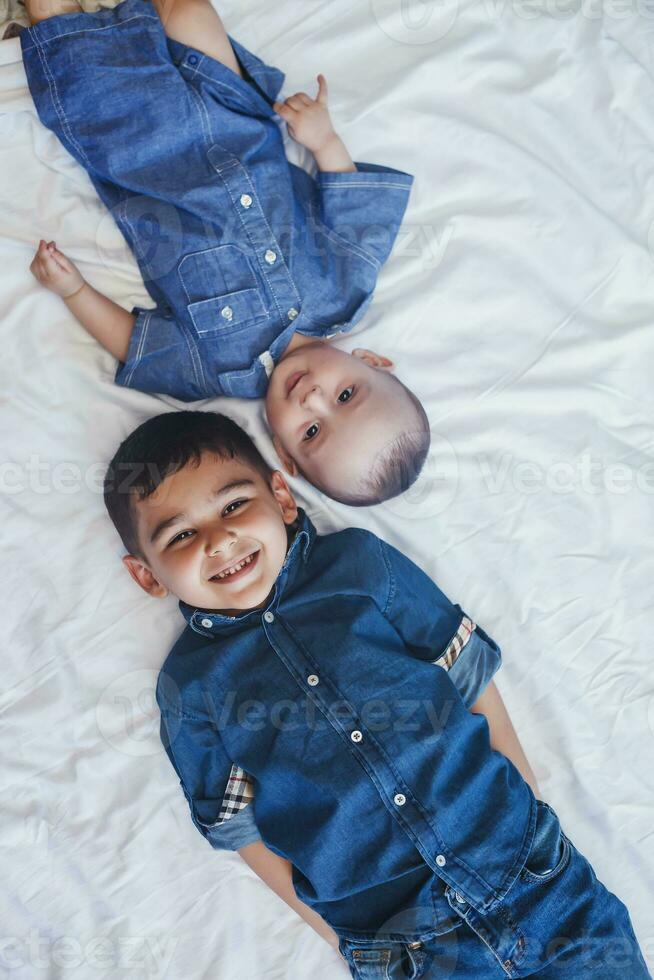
[301,384,323,406]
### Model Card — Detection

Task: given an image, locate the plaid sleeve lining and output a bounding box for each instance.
[432,615,476,671]
[217,764,255,823]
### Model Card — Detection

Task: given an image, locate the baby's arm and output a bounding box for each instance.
[274,75,356,174]
[470,680,542,800]
[29,240,135,362]
[238,840,340,950]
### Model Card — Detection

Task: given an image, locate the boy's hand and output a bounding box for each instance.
[273,74,336,155]
[29,240,85,299]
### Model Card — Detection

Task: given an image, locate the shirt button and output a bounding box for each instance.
[307,674,319,686]
[263,611,275,623]
[350,730,363,743]
[264,249,277,265]
[187,53,198,65]
[240,193,253,208]
[221,305,233,321]
[436,854,447,867]
[287,307,299,321]
[455,891,466,904]
[200,618,213,629]
[393,793,406,806]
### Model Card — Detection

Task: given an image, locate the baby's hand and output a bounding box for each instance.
[29,240,85,299]
[273,74,336,155]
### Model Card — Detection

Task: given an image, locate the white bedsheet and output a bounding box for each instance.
[1,1,653,976]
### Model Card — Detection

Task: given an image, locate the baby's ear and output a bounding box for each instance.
[351,348,394,370]
[122,555,168,598]
[272,435,299,477]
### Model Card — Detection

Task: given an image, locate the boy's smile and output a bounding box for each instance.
[123,452,298,615]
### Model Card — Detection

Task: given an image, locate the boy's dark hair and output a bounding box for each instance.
[104,411,273,557]
[300,377,431,506]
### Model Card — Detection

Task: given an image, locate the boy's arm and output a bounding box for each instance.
[64,282,135,363]
[470,680,542,800]
[238,841,340,951]
[29,240,135,362]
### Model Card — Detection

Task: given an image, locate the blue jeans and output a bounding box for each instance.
[338,801,650,978]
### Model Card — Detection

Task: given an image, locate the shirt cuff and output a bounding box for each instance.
[318,161,414,187]
[114,305,150,389]
[447,627,502,708]
[202,803,262,852]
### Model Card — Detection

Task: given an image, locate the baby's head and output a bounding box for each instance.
[104,411,299,614]
[265,341,430,506]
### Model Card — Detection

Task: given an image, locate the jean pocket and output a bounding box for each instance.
[521,799,571,883]
[187,289,267,337]
[339,938,427,980]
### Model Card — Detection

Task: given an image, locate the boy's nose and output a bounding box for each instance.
[205,527,237,556]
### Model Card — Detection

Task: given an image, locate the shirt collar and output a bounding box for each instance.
[180,507,315,634]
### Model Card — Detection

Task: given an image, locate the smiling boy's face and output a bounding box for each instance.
[122,452,298,615]
[264,341,421,499]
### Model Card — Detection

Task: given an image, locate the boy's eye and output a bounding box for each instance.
[303,422,320,441]
[338,386,354,403]
[223,498,247,516]
[168,529,194,547]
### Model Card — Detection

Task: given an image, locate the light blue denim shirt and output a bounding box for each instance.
[20,0,414,400]
[155,511,537,942]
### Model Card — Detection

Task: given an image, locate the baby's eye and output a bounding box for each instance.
[223,498,247,516]
[303,422,320,441]
[168,529,194,547]
[338,386,355,403]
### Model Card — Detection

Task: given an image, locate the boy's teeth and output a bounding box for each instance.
[216,553,254,579]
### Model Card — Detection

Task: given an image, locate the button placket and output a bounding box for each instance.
[211,159,301,331]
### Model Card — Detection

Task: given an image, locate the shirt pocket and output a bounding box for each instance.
[178,243,268,336]
[520,800,571,884]
[187,289,267,338]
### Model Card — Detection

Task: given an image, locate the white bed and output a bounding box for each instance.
[1,0,653,976]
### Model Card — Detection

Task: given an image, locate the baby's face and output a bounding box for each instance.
[124,452,297,614]
[265,342,418,496]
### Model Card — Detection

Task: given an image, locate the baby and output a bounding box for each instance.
[23,0,429,505]
[102,408,650,978]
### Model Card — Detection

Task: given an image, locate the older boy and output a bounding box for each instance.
[23,0,428,505]
[102,410,649,978]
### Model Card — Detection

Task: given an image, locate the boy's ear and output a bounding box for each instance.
[122,555,169,598]
[351,348,394,370]
[270,469,299,525]
[272,434,298,477]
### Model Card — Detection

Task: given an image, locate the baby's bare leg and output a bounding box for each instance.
[151,0,242,76]
[25,0,81,25]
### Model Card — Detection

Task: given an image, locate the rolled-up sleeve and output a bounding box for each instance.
[317,162,414,267]
[379,537,502,707]
[157,685,262,852]
[114,306,207,402]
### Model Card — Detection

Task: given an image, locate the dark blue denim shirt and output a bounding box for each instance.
[20,0,414,401]
[156,510,537,942]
